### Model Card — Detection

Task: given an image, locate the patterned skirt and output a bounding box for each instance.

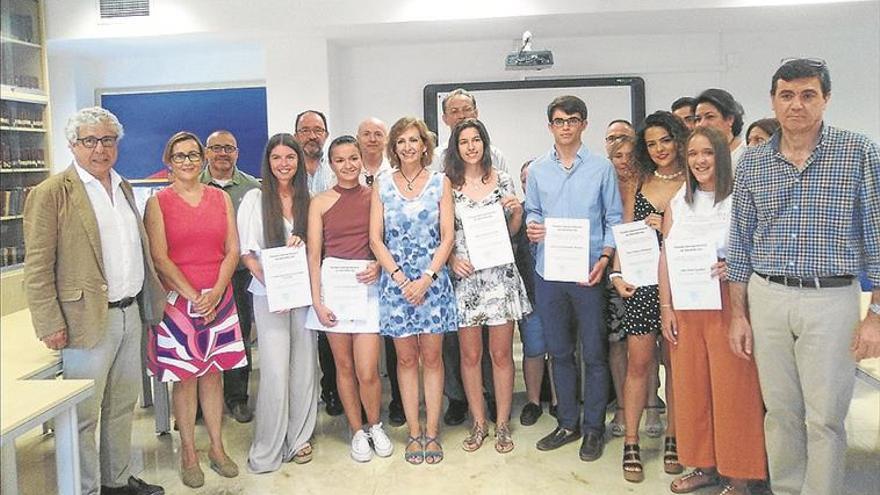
[147,286,247,382]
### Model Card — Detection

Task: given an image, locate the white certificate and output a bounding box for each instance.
[665,238,721,310]
[673,217,729,258]
[306,283,380,333]
[543,218,590,283]
[612,222,661,287]
[321,257,369,321]
[460,203,514,271]
[261,246,312,312]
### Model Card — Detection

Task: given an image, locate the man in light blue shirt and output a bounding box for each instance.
[525,95,622,461]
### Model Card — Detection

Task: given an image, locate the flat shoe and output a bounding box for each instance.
[180,462,204,489]
[404,435,425,465]
[209,454,239,478]
[424,435,444,464]
[293,443,313,464]
[670,469,721,494]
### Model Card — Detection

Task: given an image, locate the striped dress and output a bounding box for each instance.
[147,186,246,382]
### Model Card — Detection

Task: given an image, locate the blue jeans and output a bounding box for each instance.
[535,274,608,434]
[519,311,547,358]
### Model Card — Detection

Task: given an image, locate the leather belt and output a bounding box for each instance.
[108,296,136,309]
[756,272,854,289]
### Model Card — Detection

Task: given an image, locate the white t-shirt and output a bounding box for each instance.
[666,186,731,259]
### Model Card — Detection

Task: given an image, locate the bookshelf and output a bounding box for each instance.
[1,0,51,271]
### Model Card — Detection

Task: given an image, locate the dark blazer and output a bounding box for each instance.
[23,165,165,348]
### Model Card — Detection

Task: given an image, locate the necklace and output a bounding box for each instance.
[653,169,683,180]
[399,167,424,191]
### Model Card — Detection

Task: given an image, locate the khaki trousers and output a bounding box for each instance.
[62,302,142,495]
[748,274,860,495]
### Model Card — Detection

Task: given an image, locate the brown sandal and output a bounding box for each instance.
[670,468,720,494]
[622,443,644,483]
[664,437,684,474]
[494,422,514,454]
[462,422,488,452]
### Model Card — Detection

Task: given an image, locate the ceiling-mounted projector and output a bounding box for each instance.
[506,31,553,70]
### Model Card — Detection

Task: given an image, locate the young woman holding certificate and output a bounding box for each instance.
[306,135,393,462]
[609,111,688,483]
[237,133,319,473]
[444,119,531,454]
[370,117,457,465]
[658,127,766,495]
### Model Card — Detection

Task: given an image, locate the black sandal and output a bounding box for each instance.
[622,443,644,483]
[664,436,684,474]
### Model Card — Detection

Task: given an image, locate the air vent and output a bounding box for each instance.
[99,0,150,19]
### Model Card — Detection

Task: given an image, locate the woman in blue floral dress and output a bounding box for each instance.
[444,119,531,454]
[369,117,456,465]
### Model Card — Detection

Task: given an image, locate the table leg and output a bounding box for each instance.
[2,441,19,495]
[153,377,171,434]
[54,407,81,495]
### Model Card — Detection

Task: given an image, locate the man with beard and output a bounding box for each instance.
[295,110,335,196]
[294,109,343,416]
[199,130,259,423]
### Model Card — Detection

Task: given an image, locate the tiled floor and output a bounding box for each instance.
[11,348,880,495]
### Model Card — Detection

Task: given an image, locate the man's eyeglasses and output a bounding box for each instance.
[550,117,584,128]
[296,127,327,137]
[605,134,628,144]
[170,152,203,164]
[780,57,827,68]
[207,144,238,154]
[77,136,118,148]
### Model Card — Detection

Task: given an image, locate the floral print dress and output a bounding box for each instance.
[377,171,458,337]
[451,170,532,327]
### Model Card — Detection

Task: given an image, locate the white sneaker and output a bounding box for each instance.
[351,429,373,462]
[368,422,394,457]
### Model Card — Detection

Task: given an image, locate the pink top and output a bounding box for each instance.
[156,186,228,290]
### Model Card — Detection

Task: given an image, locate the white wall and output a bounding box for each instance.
[45,1,880,173]
[329,24,880,148]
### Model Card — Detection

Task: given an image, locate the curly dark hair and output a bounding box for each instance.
[633,110,689,182]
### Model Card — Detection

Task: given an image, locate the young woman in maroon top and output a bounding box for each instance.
[306,135,391,462]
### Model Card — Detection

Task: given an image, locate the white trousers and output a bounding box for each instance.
[247,296,318,473]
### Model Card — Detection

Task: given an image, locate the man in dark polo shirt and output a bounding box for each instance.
[200,129,259,423]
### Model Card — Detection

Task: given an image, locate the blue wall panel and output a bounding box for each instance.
[101,86,267,180]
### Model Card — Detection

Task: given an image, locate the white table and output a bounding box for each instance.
[1,379,94,495]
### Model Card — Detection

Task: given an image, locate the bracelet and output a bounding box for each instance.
[608,272,623,281]
[599,253,612,262]
[660,303,672,308]
[391,267,401,275]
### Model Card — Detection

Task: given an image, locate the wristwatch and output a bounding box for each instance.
[869,303,880,316]
[424,269,438,281]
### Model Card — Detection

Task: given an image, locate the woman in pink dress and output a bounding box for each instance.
[145,131,246,489]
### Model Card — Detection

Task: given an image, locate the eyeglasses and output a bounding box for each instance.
[779,57,827,68]
[207,144,238,154]
[605,134,628,144]
[77,136,118,148]
[550,117,584,128]
[170,152,203,164]
[296,127,326,137]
